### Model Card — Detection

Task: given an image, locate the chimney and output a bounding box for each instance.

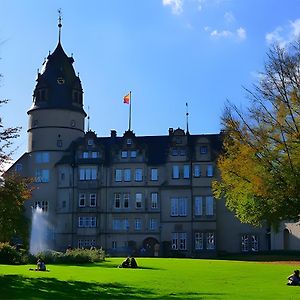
[111,130,117,138]
[168,128,174,136]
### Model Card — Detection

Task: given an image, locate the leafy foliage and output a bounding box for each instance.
[0,174,33,243]
[213,41,300,227]
[0,242,29,264]
[32,248,106,264]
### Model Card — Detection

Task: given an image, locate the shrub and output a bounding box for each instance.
[32,248,106,264]
[0,242,27,264]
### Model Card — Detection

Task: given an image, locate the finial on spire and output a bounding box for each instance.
[58,8,62,43]
[87,106,90,131]
[186,102,190,135]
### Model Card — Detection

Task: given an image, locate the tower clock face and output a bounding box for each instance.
[57,77,65,84]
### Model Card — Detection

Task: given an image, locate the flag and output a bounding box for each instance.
[123,93,130,104]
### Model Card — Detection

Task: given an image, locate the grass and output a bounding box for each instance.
[0,257,300,299]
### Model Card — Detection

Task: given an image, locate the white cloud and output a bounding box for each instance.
[162,0,183,15]
[208,27,246,42]
[266,18,300,47]
[224,11,235,24]
[291,18,300,38]
[197,0,207,11]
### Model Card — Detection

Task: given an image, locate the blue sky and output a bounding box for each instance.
[1,0,300,162]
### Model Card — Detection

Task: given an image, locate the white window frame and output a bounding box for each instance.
[123,193,130,208]
[79,167,97,181]
[90,194,96,207]
[194,164,201,177]
[207,165,213,177]
[149,218,157,231]
[171,197,187,216]
[206,232,215,250]
[35,169,49,183]
[151,192,158,209]
[135,193,142,208]
[195,232,204,250]
[114,193,121,208]
[121,150,128,158]
[135,218,141,230]
[130,150,137,158]
[79,193,85,207]
[83,151,89,159]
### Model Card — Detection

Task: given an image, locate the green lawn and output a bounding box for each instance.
[0,258,299,299]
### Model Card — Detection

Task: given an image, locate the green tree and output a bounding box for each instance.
[0,173,32,243]
[0,73,32,244]
[213,40,300,227]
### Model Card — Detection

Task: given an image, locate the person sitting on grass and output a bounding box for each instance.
[119,257,130,268]
[130,257,138,268]
[287,270,300,286]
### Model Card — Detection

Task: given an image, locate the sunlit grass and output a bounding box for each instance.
[0,258,299,299]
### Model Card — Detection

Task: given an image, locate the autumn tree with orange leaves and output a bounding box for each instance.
[213,41,300,227]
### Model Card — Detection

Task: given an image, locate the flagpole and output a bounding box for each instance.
[129,91,132,131]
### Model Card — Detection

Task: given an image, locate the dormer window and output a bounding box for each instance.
[57,77,65,84]
[87,139,94,146]
[200,145,208,154]
[175,137,182,144]
[127,138,132,145]
[121,151,128,158]
[130,150,137,158]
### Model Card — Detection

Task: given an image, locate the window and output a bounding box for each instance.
[183,165,190,179]
[112,218,129,230]
[34,200,48,212]
[83,152,89,158]
[172,165,180,179]
[149,218,157,231]
[35,152,50,163]
[135,193,142,208]
[194,165,201,177]
[151,168,158,181]
[205,196,214,216]
[115,169,122,182]
[135,218,141,230]
[35,169,49,183]
[171,197,187,216]
[172,232,187,250]
[112,241,117,249]
[79,193,85,207]
[180,149,186,156]
[241,234,259,252]
[92,151,99,158]
[195,232,204,250]
[121,151,128,158]
[15,163,23,173]
[194,196,203,216]
[200,145,208,154]
[79,167,97,180]
[172,148,179,156]
[135,168,143,181]
[206,232,215,250]
[78,239,96,248]
[90,194,96,207]
[78,217,97,228]
[127,138,132,145]
[151,193,158,209]
[124,169,131,182]
[114,193,121,208]
[57,140,63,148]
[130,150,137,158]
[87,139,94,146]
[123,193,130,208]
[207,165,213,177]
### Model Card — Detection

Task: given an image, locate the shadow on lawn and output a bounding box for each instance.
[0,275,225,299]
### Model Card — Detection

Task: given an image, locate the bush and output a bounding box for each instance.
[0,242,29,264]
[32,248,106,264]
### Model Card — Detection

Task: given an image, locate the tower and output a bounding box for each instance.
[27,17,86,152]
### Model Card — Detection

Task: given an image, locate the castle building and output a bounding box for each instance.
[10,21,270,257]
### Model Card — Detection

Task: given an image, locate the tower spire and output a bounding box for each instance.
[58,8,62,43]
[186,102,190,135]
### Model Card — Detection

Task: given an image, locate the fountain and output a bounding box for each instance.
[29,206,51,255]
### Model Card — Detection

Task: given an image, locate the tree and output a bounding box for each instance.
[213,40,300,227]
[0,73,32,244]
[0,173,32,243]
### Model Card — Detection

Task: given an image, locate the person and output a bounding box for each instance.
[130,257,138,268]
[287,270,300,286]
[36,258,46,271]
[119,257,130,268]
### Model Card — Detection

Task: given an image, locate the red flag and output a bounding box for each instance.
[123,93,130,104]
